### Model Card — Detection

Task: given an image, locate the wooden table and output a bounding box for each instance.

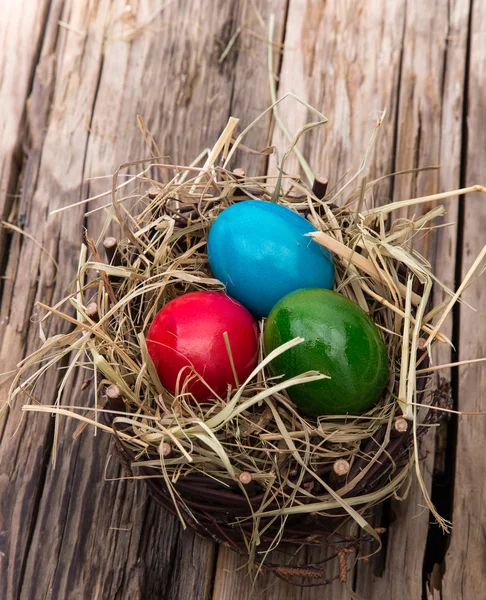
[1,1,485,598]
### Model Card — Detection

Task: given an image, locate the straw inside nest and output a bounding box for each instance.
[6,107,486,569]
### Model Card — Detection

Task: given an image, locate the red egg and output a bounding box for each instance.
[146,291,259,401]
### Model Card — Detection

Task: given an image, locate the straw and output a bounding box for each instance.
[6,109,485,584]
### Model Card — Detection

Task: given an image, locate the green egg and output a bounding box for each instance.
[264,288,389,417]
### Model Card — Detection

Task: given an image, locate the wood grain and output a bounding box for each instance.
[442,0,486,597]
[0,0,52,291]
[356,1,469,597]
[268,0,406,202]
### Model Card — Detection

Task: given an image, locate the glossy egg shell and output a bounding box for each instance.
[264,288,389,416]
[146,291,259,401]
[207,200,334,317]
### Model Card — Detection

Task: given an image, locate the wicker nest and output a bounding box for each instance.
[8,117,463,588]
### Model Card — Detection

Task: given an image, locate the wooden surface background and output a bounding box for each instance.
[1,1,484,598]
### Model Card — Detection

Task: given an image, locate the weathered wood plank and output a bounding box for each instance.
[213,550,303,600]
[442,0,486,597]
[422,1,472,596]
[0,1,286,599]
[19,381,216,600]
[268,0,406,201]
[0,0,52,292]
[2,1,484,598]
[434,0,471,370]
[355,0,475,596]
[83,0,287,235]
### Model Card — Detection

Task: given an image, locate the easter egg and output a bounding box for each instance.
[207,200,334,317]
[146,291,258,401]
[264,289,388,416]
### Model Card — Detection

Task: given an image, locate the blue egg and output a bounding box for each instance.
[207,200,334,317]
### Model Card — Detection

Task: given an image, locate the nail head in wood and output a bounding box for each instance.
[312,175,329,199]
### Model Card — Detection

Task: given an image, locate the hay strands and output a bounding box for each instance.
[5,109,486,581]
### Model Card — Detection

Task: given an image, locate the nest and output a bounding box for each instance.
[9,114,473,589]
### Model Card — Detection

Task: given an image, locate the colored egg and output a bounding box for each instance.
[264,289,389,416]
[207,200,334,317]
[146,291,258,401]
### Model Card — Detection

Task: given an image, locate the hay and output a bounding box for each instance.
[5,109,486,584]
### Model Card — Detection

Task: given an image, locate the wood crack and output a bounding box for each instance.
[262,0,290,176]
[422,1,475,597]
[389,0,408,204]
[40,425,84,599]
[15,413,56,599]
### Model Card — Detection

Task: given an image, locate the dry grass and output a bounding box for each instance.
[5,106,486,574]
